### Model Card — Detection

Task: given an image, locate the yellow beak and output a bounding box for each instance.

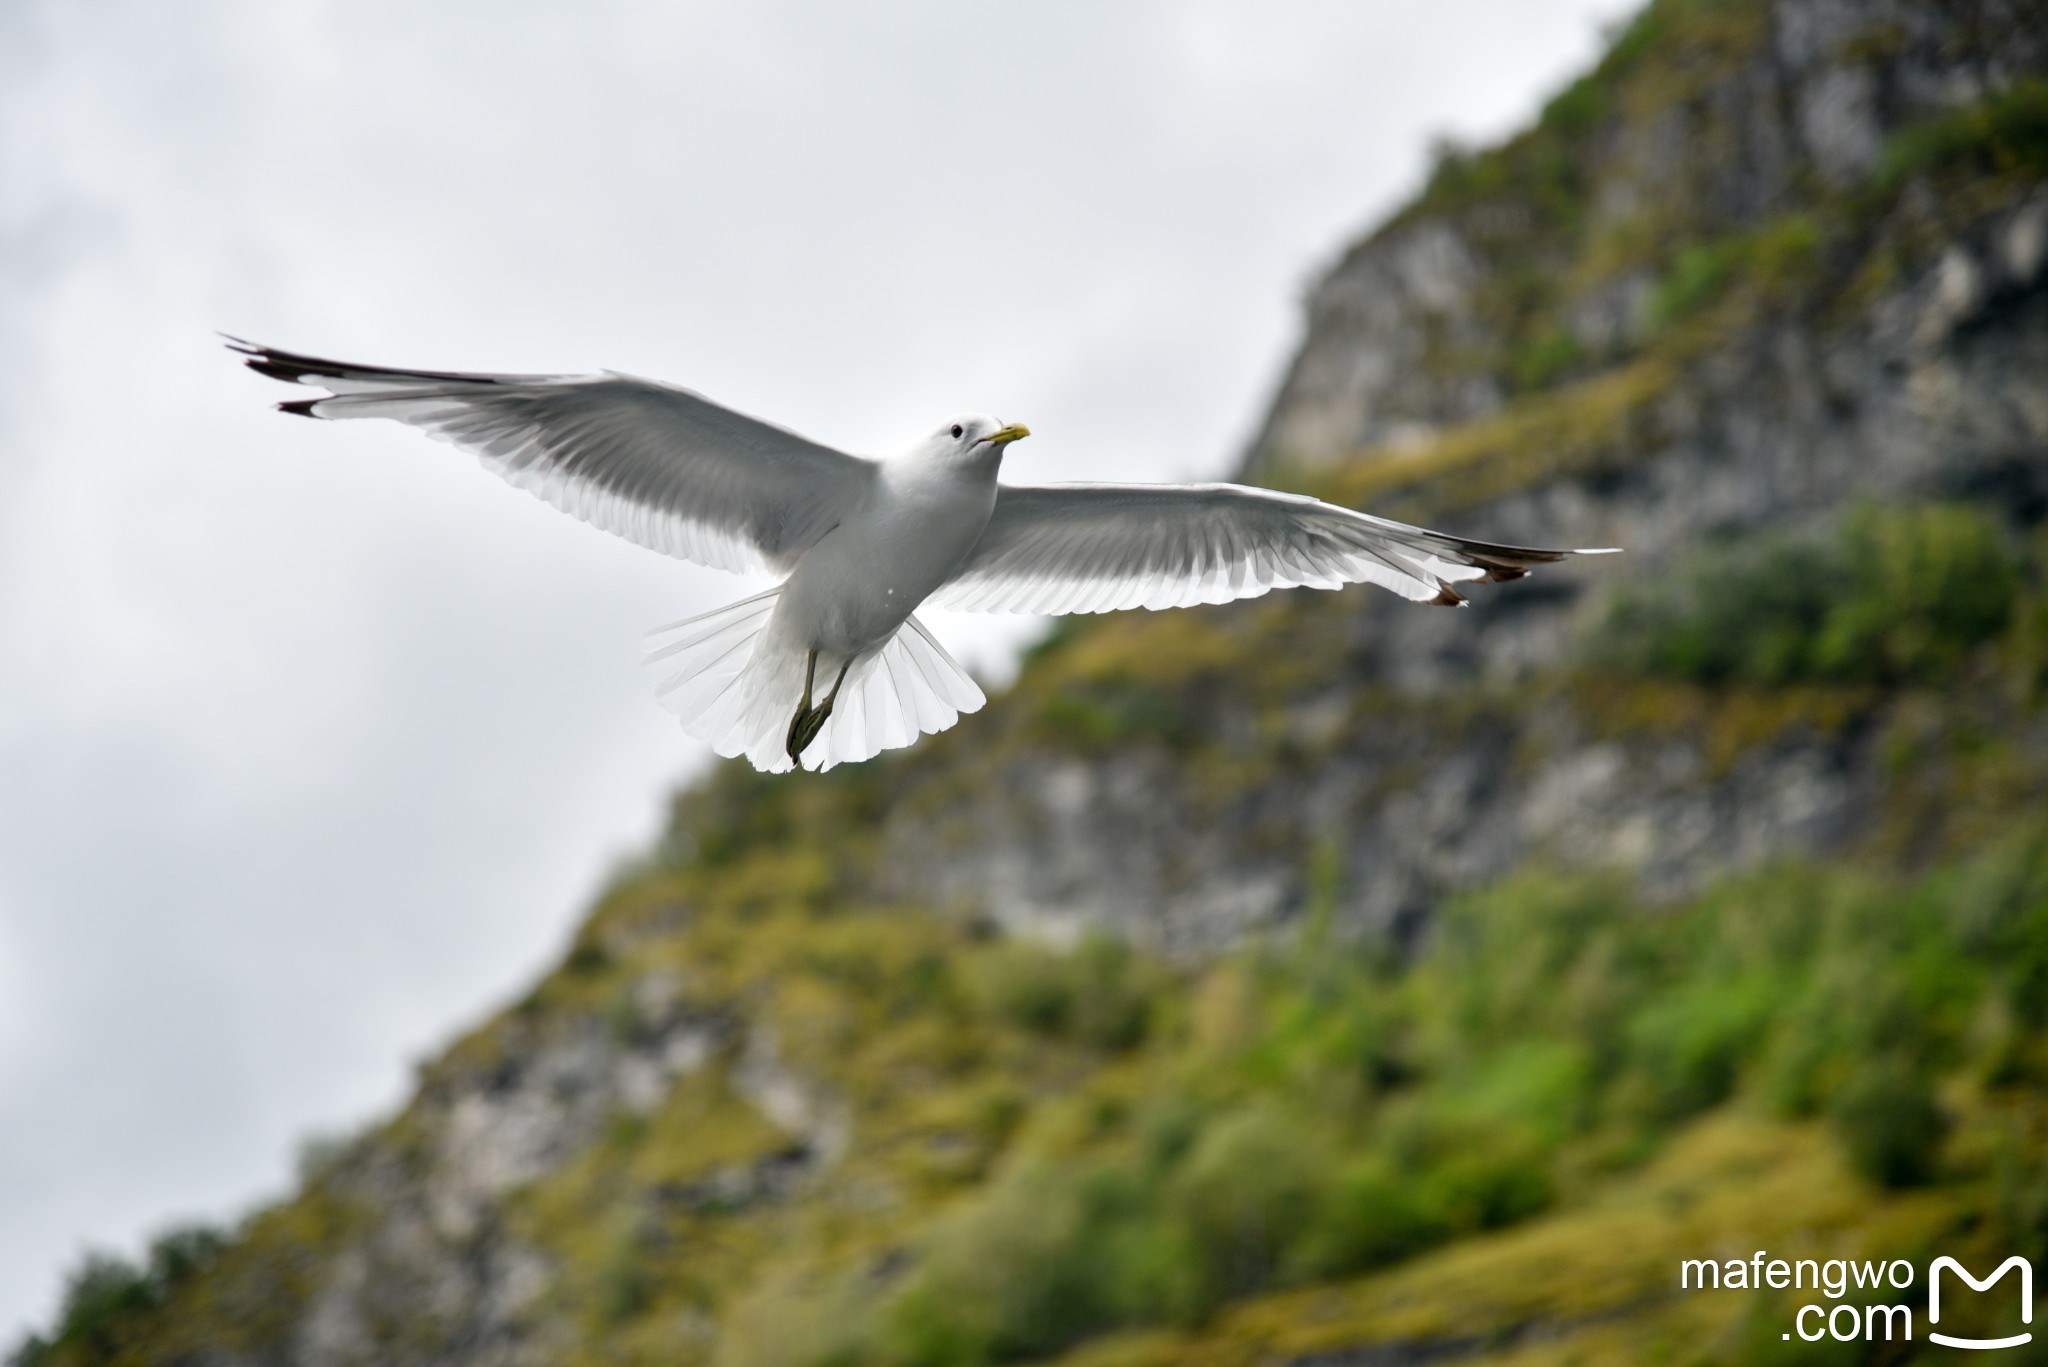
[979,423,1031,448]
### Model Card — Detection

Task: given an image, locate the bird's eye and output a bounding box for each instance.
[951,424,965,439]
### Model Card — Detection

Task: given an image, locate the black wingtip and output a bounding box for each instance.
[246,357,313,384]
[225,336,324,386]
[226,337,514,389]
[278,398,323,419]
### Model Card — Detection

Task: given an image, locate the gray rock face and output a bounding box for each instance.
[1241,0,2048,478]
[882,0,2048,959]
[880,185,2048,956]
[888,685,1882,959]
[283,978,846,1367]
[1247,221,1501,467]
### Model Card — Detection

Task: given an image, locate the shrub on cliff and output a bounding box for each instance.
[1596,502,2022,685]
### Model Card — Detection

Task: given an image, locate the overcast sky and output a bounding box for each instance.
[0,0,1634,1337]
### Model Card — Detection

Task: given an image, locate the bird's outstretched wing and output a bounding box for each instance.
[929,482,1617,614]
[229,338,876,575]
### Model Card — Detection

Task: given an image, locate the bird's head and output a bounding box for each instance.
[925,413,1030,465]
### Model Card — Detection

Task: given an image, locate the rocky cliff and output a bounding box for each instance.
[17,1,2048,1364]
[871,0,2048,954]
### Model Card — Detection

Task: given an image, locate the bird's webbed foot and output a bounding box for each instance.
[785,651,852,766]
[786,698,833,765]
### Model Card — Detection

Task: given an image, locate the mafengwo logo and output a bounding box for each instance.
[1679,1251,2033,1348]
[1930,1257,2033,1351]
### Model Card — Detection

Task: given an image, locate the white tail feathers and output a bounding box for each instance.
[642,590,985,772]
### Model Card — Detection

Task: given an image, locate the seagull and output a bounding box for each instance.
[229,339,1617,772]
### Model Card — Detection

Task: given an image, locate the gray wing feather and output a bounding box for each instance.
[930,482,1614,614]
[230,339,875,575]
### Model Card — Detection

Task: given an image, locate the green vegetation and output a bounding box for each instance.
[1507,325,1585,392]
[973,934,1160,1051]
[1644,216,1821,330]
[1305,356,1674,519]
[709,812,2048,1366]
[9,1230,225,1367]
[1596,503,2026,686]
[30,743,2048,1366]
[1646,244,1732,328]
[1877,76,2048,190]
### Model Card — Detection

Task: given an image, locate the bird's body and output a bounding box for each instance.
[230,339,1616,771]
[778,433,1000,668]
[712,422,1010,767]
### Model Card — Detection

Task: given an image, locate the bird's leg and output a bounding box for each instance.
[785,652,852,765]
[785,650,819,764]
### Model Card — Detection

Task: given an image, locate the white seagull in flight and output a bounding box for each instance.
[230,339,1616,773]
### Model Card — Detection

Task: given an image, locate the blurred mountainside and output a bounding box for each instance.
[20,0,2048,1363]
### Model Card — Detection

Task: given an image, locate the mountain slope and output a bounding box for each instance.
[15,0,2048,1363]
